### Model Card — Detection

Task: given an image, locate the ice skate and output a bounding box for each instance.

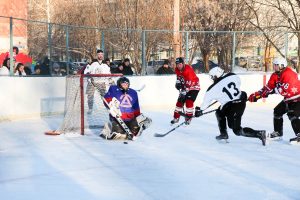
[289,133,300,145]
[170,118,179,125]
[267,131,282,141]
[184,116,192,125]
[258,130,267,146]
[216,133,229,143]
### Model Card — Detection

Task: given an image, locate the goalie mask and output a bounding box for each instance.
[209,66,224,82]
[117,77,130,92]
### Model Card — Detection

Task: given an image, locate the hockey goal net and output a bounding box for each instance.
[46,74,122,135]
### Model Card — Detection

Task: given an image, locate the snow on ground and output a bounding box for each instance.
[0,104,300,200]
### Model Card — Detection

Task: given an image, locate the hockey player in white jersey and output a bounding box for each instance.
[84,49,112,114]
[194,67,266,145]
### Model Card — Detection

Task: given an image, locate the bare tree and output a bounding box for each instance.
[184,0,253,72]
[28,0,175,74]
[245,0,300,71]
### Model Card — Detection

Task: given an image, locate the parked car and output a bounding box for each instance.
[191,59,218,73]
[235,57,247,68]
[72,62,88,74]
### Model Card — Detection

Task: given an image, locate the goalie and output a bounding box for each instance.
[100,77,152,140]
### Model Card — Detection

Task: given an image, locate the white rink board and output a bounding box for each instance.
[0,74,284,121]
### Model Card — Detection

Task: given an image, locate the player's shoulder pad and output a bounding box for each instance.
[206,72,236,91]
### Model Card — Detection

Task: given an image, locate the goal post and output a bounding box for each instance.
[45,73,122,136]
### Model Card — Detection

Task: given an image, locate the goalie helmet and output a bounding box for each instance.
[117,76,130,91]
[209,66,224,81]
[273,57,287,71]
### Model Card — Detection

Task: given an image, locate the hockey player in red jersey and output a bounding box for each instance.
[194,67,266,145]
[248,57,300,143]
[171,57,200,125]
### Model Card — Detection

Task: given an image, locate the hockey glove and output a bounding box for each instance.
[259,86,270,98]
[194,106,203,117]
[175,80,182,90]
[248,92,261,102]
[180,89,187,96]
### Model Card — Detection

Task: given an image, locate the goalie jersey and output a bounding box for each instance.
[104,85,141,121]
[201,73,243,110]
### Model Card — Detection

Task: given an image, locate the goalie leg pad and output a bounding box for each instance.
[100,122,127,140]
[99,122,112,139]
[109,132,127,140]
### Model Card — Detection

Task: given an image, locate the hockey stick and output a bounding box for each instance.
[90,78,135,140]
[154,109,217,137]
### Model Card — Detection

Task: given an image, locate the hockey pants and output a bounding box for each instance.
[274,100,300,136]
[111,117,140,136]
[216,100,263,138]
[173,90,199,119]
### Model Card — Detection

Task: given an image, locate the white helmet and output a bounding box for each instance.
[273,57,287,70]
[209,67,224,81]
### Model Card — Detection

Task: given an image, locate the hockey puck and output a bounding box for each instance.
[123,141,128,144]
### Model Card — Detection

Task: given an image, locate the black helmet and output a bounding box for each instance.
[117,77,130,91]
[175,57,184,64]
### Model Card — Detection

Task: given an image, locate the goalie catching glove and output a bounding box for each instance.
[135,113,152,136]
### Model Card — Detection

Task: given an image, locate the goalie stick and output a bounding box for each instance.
[90,78,135,140]
[154,109,217,137]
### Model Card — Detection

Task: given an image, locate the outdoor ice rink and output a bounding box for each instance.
[1,103,300,200]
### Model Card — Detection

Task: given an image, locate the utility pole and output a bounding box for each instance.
[46,0,50,24]
[173,0,180,58]
[46,0,52,61]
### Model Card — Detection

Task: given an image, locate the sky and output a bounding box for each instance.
[0,103,300,200]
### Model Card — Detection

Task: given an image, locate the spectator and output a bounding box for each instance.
[33,65,41,75]
[14,63,27,76]
[52,62,63,76]
[115,63,125,74]
[105,57,116,73]
[156,60,175,75]
[0,58,10,75]
[13,46,19,57]
[40,56,50,75]
[115,58,134,75]
[3,58,11,70]
[170,57,176,71]
[24,62,32,75]
[104,58,111,67]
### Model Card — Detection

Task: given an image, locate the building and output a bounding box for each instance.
[0,0,28,53]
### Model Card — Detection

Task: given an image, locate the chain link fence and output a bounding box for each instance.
[1,16,299,76]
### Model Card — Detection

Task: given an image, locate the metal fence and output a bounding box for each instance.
[1,16,298,76]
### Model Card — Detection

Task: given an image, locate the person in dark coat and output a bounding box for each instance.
[156,60,174,75]
[115,58,134,75]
